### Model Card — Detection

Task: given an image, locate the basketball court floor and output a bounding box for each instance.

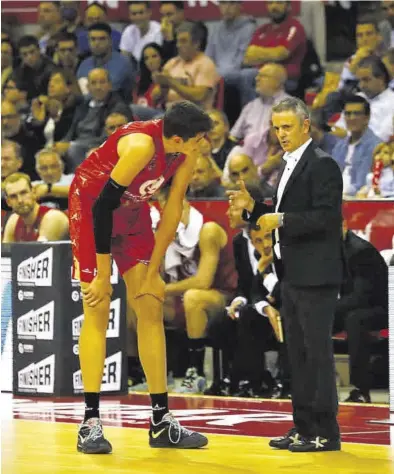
[2,392,393,474]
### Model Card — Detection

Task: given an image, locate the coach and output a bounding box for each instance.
[228,97,343,452]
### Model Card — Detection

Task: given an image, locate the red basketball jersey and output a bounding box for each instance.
[14,205,51,242]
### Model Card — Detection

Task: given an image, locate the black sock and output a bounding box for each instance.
[189,338,205,376]
[84,392,100,422]
[151,392,169,425]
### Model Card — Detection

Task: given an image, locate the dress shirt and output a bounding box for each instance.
[274,138,313,258]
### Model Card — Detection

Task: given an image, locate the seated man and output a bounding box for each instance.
[187,154,226,199]
[332,95,381,197]
[2,172,69,242]
[335,221,388,403]
[54,68,133,168]
[104,112,129,138]
[77,22,137,101]
[157,188,237,393]
[223,149,274,198]
[152,21,219,110]
[208,109,237,170]
[309,109,340,155]
[227,221,284,398]
[1,140,23,212]
[32,149,74,210]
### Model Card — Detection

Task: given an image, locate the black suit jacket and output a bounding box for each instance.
[337,230,388,315]
[248,141,343,287]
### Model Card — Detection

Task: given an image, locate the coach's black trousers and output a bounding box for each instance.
[281,281,340,440]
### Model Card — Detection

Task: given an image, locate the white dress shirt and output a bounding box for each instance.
[120,21,162,61]
[274,138,313,259]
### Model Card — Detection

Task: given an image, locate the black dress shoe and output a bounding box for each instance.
[345,388,371,403]
[288,436,341,453]
[269,428,303,449]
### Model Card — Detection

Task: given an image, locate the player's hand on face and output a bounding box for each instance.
[135,273,165,302]
[226,180,254,213]
[82,276,113,307]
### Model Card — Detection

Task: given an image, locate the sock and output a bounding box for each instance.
[189,338,205,376]
[151,392,169,425]
[84,392,100,422]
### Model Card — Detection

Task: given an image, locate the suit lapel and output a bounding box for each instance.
[278,142,314,209]
[273,161,286,208]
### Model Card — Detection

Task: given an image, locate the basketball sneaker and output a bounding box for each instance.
[177,367,206,394]
[149,412,208,448]
[77,418,112,454]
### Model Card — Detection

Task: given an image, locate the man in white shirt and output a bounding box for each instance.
[228,97,343,453]
[120,1,163,62]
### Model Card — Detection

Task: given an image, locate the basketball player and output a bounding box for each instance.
[69,101,212,454]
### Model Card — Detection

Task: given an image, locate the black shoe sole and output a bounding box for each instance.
[288,442,341,453]
[269,440,293,450]
[77,443,112,454]
[149,438,208,449]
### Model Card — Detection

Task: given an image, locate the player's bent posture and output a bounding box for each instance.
[69,101,212,453]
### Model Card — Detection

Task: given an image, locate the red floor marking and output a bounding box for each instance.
[9,394,391,446]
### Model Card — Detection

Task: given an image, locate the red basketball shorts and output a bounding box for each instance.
[69,175,155,283]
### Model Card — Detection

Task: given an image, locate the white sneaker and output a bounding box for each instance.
[177,367,206,394]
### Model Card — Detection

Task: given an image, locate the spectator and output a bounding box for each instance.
[1,140,23,181]
[379,0,394,48]
[156,191,236,394]
[12,35,57,101]
[357,142,394,198]
[335,56,394,142]
[187,154,226,199]
[55,68,132,168]
[2,78,29,115]
[205,1,255,77]
[334,221,388,403]
[77,23,137,101]
[104,112,129,137]
[1,100,43,180]
[383,47,394,88]
[225,150,274,198]
[339,17,384,90]
[32,148,73,210]
[229,63,289,167]
[2,172,69,242]
[1,39,14,87]
[228,1,306,106]
[120,1,162,63]
[309,109,340,155]
[132,42,165,120]
[37,1,64,56]
[53,31,81,78]
[208,109,236,170]
[28,70,82,147]
[332,95,381,197]
[160,1,186,61]
[153,21,219,110]
[137,42,165,107]
[77,2,122,56]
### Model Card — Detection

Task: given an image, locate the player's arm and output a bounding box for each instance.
[92,133,155,279]
[145,156,197,280]
[2,214,18,243]
[165,222,227,296]
[38,209,69,241]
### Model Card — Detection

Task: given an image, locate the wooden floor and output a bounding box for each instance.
[2,419,393,474]
[2,393,394,474]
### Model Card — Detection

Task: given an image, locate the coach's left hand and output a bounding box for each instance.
[257,213,282,232]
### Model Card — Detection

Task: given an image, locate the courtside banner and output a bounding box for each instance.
[11,243,127,396]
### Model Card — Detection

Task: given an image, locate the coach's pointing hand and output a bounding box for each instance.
[226,180,254,213]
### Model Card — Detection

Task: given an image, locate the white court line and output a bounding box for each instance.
[342,430,389,435]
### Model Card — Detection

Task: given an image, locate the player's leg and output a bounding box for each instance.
[77,288,112,454]
[121,262,208,448]
[179,289,226,394]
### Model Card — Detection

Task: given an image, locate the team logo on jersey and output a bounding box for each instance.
[139,177,165,198]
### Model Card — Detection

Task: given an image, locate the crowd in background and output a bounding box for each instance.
[1,1,393,403]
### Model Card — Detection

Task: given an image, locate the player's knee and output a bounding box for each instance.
[183,289,203,313]
[82,300,110,332]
